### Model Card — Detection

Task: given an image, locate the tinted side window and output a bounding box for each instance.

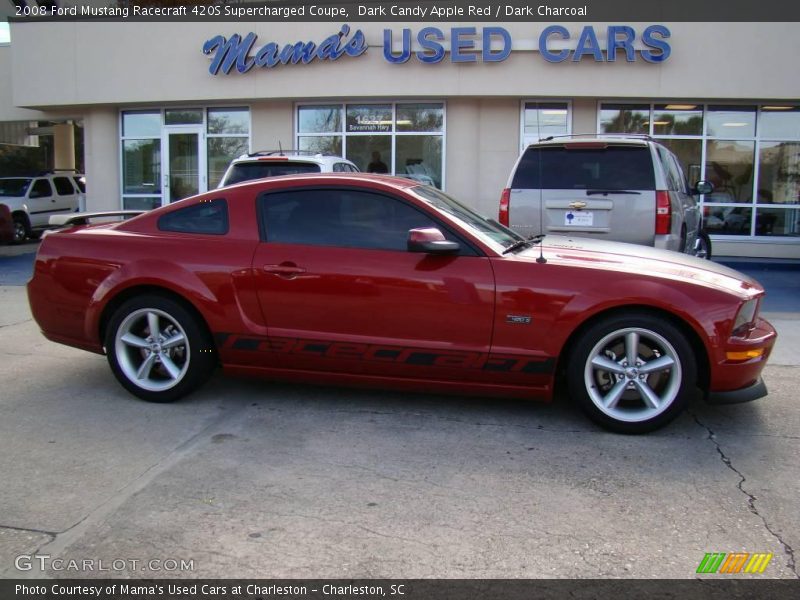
[657,146,680,191]
[260,189,447,252]
[53,177,76,195]
[668,154,689,194]
[512,146,656,191]
[30,179,53,198]
[158,199,229,235]
[333,163,347,172]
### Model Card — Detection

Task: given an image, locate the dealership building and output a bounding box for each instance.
[1,15,799,258]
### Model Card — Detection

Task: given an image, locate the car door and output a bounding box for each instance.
[26,178,56,228]
[249,186,496,382]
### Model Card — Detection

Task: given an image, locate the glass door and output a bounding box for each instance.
[163,125,206,204]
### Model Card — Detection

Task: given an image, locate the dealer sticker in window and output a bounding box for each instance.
[566,211,594,227]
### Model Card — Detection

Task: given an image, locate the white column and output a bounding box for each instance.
[53,122,76,171]
[83,107,120,212]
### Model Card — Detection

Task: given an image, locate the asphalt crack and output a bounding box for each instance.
[691,412,799,579]
[0,524,58,540]
[0,318,32,329]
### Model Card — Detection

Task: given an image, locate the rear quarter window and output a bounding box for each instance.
[157,199,229,235]
[53,177,76,195]
[512,145,656,191]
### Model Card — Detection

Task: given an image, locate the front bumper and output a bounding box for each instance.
[707,378,767,405]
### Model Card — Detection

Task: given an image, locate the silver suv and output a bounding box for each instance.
[499,136,713,257]
[218,151,359,188]
[0,172,85,243]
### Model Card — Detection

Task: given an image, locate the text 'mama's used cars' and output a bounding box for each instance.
[28,174,775,433]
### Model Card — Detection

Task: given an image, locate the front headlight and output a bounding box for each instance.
[731,298,759,338]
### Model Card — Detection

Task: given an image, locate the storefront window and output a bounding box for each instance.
[298,135,342,155]
[122,111,160,138]
[206,107,249,188]
[122,139,161,195]
[396,135,443,188]
[705,141,755,204]
[346,136,391,173]
[208,108,250,135]
[121,107,250,207]
[297,102,445,188]
[207,137,248,190]
[523,102,569,139]
[760,106,800,140]
[706,105,756,138]
[600,103,649,134]
[600,101,800,239]
[298,105,341,133]
[652,104,703,136]
[397,104,443,132]
[704,205,752,236]
[758,142,800,205]
[346,105,392,132]
[755,207,800,236]
[165,109,203,126]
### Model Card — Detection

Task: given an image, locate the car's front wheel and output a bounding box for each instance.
[105,295,216,402]
[567,313,697,434]
[694,230,712,260]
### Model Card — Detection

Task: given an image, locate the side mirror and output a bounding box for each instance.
[693,180,714,195]
[407,227,460,255]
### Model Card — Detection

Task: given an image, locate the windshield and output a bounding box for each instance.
[0,178,32,197]
[411,185,522,249]
[224,161,321,186]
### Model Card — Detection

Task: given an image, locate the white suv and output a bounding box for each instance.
[0,172,85,243]
[218,151,359,188]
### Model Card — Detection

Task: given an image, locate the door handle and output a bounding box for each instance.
[263,263,306,278]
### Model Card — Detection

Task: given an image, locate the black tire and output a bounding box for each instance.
[694,230,712,260]
[566,312,697,434]
[104,294,216,402]
[11,215,29,244]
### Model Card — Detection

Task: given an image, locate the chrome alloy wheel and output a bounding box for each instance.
[583,327,682,424]
[114,308,190,392]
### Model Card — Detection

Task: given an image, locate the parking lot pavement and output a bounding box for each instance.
[1,285,798,580]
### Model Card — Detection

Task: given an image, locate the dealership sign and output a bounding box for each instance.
[203,24,671,75]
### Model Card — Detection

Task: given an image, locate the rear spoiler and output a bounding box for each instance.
[49,211,145,227]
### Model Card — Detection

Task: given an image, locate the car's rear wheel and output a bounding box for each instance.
[11,215,28,244]
[105,295,216,402]
[567,313,696,434]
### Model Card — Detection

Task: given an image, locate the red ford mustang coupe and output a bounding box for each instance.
[27,174,775,433]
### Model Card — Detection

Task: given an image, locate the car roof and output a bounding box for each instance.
[530,136,651,148]
[230,153,356,166]
[220,172,420,192]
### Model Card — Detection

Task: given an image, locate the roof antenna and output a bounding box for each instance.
[277,140,284,156]
[535,104,547,264]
